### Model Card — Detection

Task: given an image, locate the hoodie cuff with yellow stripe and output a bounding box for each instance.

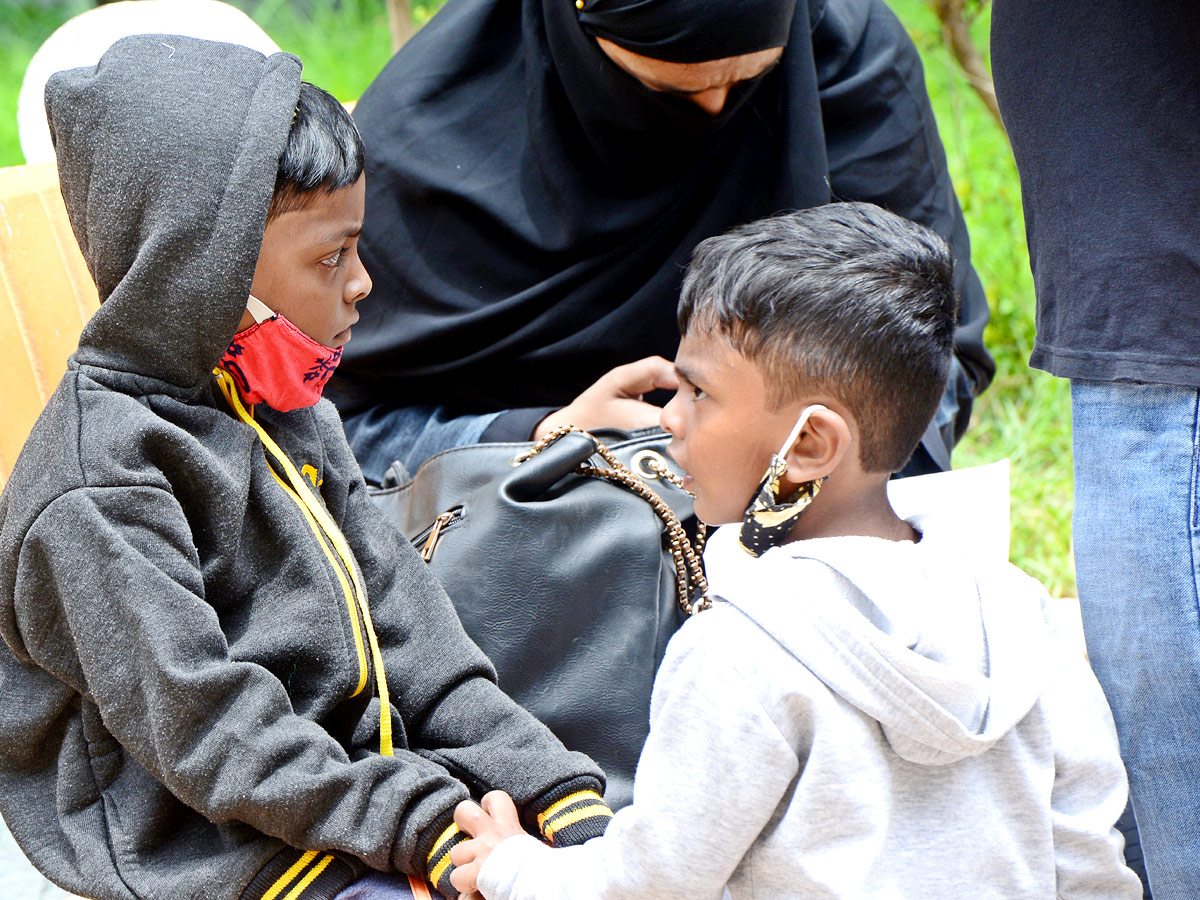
[529,776,613,847]
[417,810,468,899]
[240,846,358,900]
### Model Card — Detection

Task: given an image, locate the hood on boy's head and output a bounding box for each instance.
[46,35,301,394]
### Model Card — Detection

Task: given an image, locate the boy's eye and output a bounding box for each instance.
[321,248,344,268]
[690,384,707,400]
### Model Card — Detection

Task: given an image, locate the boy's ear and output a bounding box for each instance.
[779,406,852,488]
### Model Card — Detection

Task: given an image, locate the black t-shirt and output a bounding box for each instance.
[991,0,1200,386]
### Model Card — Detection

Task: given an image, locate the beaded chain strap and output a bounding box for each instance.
[516,425,710,615]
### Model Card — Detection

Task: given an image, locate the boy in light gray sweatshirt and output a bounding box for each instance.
[447,204,1142,900]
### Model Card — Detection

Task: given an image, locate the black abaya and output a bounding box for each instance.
[332,0,993,473]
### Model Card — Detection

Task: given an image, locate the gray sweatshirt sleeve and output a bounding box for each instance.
[14,485,475,874]
[477,612,801,900]
[325,416,609,893]
[335,462,607,807]
[1041,603,1143,900]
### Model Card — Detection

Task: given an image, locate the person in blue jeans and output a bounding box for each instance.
[991,1,1200,896]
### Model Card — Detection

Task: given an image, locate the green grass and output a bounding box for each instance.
[887,0,1075,595]
[234,0,398,103]
[0,0,403,167]
[0,0,1075,595]
[1,0,93,166]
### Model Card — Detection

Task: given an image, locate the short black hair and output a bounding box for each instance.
[267,81,365,222]
[677,203,958,473]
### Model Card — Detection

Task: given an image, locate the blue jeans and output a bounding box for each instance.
[1073,379,1200,898]
[333,871,444,900]
[341,404,502,485]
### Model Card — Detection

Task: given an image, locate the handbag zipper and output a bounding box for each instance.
[418,507,463,562]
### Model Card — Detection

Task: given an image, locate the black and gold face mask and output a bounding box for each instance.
[739,405,827,557]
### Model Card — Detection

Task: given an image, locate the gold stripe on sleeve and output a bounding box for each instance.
[536,790,605,829]
[543,803,614,841]
[282,854,335,900]
[428,852,454,890]
[259,850,318,900]
[427,822,461,861]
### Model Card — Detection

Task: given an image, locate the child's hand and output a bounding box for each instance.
[448,791,526,896]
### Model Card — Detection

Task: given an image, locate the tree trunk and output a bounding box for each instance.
[386,0,414,53]
[931,0,1005,132]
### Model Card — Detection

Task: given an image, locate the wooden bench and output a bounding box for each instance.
[0,101,361,489]
[0,162,94,897]
[0,161,98,490]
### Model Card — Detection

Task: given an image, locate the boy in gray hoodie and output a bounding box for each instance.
[0,35,611,900]
[448,204,1142,900]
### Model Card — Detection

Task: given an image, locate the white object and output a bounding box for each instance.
[0,812,80,900]
[885,461,1093,652]
[18,0,280,165]
[887,458,1011,561]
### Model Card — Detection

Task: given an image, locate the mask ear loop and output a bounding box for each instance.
[246,294,277,324]
[776,404,829,462]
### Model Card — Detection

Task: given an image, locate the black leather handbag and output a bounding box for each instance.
[370,426,707,808]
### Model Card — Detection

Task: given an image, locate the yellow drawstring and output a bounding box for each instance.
[213,368,394,756]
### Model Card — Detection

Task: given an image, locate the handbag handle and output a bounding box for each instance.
[516,426,711,616]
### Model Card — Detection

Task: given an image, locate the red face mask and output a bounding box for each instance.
[218,295,342,412]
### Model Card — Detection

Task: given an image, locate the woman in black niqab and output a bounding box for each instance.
[331,0,993,482]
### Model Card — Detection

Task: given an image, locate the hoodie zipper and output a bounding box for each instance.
[213,368,395,756]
